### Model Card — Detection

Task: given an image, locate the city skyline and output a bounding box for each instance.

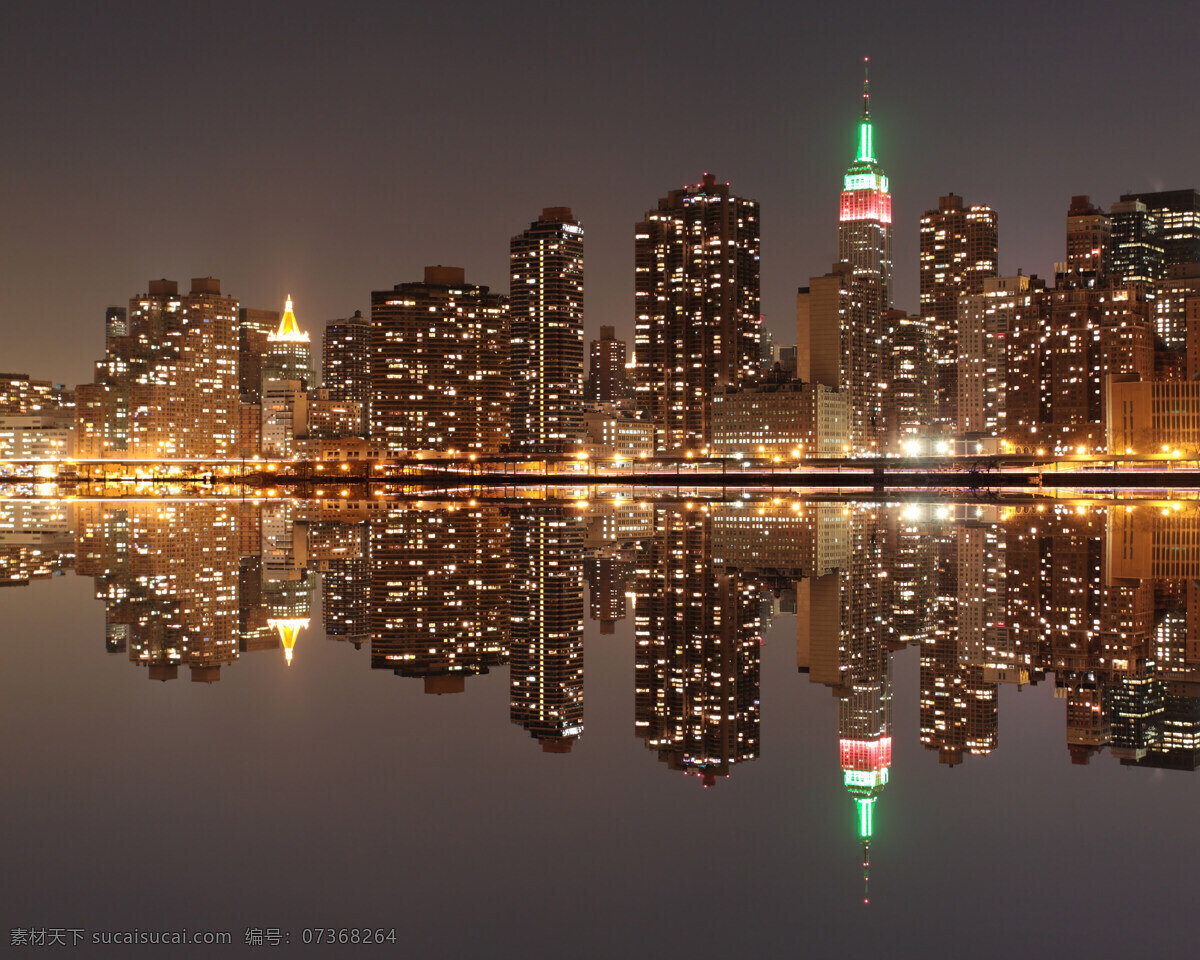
[3,3,1196,388]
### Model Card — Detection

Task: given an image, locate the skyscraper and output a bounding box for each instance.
[586,325,629,404]
[238,306,279,403]
[263,296,313,389]
[838,61,892,309]
[918,194,998,427]
[634,173,761,453]
[956,274,1032,436]
[509,208,585,453]
[1110,199,1165,284]
[322,310,370,433]
[369,266,510,455]
[1118,189,1200,267]
[797,263,881,454]
[76,277,239,458]
[1064,195,1112,283]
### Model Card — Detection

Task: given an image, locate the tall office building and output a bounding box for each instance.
[322,310,370,433]
[1110,199,1165,284]
[918,194,998,427]
[586,325,629,404]
[263,296,313,389]
[369,266,510,454]
[509,208,585,453]
[634,173,761,453]
[76,277,239,458]
[1118,189,1200,267]
[838,62,893,309]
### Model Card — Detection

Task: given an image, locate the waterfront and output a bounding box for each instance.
[2,494,1198,958]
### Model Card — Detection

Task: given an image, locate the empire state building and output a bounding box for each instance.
[838,60,893,308]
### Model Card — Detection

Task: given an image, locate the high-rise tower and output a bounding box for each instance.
[838,60,892,309]
[263,296,313,389]
[510,208,586,453]
[634,174,761,453]
[919,194,998,427]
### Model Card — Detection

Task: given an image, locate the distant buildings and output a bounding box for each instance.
[634,173,761,454]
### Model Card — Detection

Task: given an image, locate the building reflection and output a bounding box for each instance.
[509,506,585,751]
[369,504,510,694]
[634,506,762,785]
[4,495,1200,781]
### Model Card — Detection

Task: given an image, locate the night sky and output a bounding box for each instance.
[3,0,1197,387]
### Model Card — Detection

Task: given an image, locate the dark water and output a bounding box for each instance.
[2,495,1196,959]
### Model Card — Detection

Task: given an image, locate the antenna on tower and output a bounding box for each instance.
[862,56,871,120]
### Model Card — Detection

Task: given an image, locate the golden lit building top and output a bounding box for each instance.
[268,296,310,343]
[269,617,310,665]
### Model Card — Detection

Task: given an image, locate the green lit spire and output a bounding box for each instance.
[857,57,874,162]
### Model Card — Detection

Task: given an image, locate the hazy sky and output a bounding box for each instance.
[2,0,1197,387]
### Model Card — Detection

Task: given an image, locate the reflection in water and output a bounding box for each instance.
[6,495,1200,895]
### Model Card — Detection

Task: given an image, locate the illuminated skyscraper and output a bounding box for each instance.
[1118,188,1200,268]
[918,193,998,426]
[797,262,881,454]
[370,266,510,454]
[263,296,313,389]
[1063,195,1112,284]
[956,274,1031,436]
[322,310,370,433]
[587,326,629,404]
[76,277,240,458]
[510,208,585,453]
[634,173,761,453]
[887,313,935,451]
[838,61,892,309]
[1110,199,1165,285]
